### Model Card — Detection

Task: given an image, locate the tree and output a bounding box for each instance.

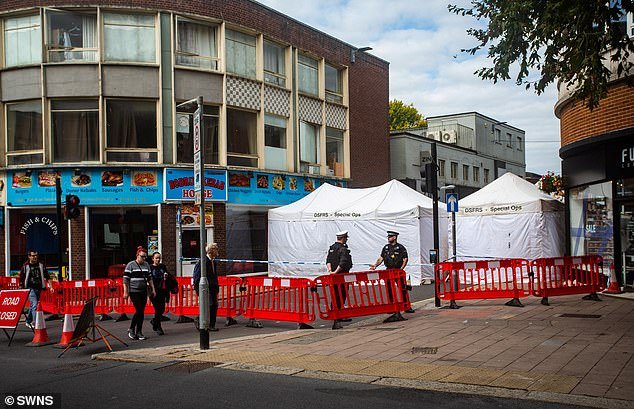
[449,1,634,109]
[389,100,427,130]
[537,171,564,201]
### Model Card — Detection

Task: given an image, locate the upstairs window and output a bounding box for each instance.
[298,54,318,96]
[325,64,343,104]
[517,136,523,151]
[104,13,156,63]
[484,168,490,183]
[438,159,446,177]
[175,17,218,70]
[473,166,480,183]
[450,162,458,179]
[106,99,157,162]
[300,121,320,174]
[176,105,219,164]
[51,100,99,163]
[265,114,287,171]
[225,29,256,79]
[227,108,258,167]
[507,132,513,147]
[326,127,344,176]
[4,15,42,67]
[46,9,97,62]
[264,40,286,87]
[6,101,43,166]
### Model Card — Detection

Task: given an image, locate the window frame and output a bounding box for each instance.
[264,114,288,171]
[517,136,523,151]
[5,100,45,167]
[225,28,257,79]
[105,98,159,163]
[226,107,259,168]
[325,127,344,177]
[44,8,98,63]
[450,162,458,179]
[438,159,446,178]
[463,164,469,181]
[175,104,220,165]
[174,16,219,71]
[102,11,157,64]
[473,166,480,183]
[50,99,100,163]
[263,40,286,87]
[299,120,321,174]
[298,53,319,97]
[325,63,343,104]
[3,13,43,68]
[484,168,490,184]
[506,132,513,147]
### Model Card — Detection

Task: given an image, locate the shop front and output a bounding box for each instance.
[562,128,634,290]
[6,168,163,279]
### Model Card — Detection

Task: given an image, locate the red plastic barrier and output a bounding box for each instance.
[242,276,316,324]
[111,278,156,315]
[39,281,63,314]
[59,279,115,315]
[167,276,243,318]
[435,259,530,307]
[315,270,411,321]
[0,277,20,290]
[530,256,605,303]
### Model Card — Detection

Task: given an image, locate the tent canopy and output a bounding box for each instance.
[459,172,563,216]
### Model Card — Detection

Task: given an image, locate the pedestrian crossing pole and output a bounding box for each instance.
[431,142,440,307]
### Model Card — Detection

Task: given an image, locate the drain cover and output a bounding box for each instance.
[411,347,437,355]
[155,361,221,373]
[48,363,97,374]
[560,313,601,319]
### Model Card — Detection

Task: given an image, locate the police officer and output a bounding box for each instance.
[326,230,353,330]
[370,230,412,322]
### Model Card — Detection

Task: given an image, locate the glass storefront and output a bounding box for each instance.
[226,205,270,274]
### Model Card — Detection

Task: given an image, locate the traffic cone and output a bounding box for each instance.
[604,263,623,294]
[54,307,77,348]
[25,303,55,347]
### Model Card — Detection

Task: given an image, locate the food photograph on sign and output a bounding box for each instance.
[101,171,124,187]
[256,174,269,189]
[304,178,315,192]
[38,171,59,187]
[229,172,251,187]
[71,173,92,187]
[272,175,285,190]
[179,204,212,227]
[132,171,157,187]
[12,172,32,188]
[288,177,298,191]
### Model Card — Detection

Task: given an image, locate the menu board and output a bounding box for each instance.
[8,169,163,206]
[227,171,346,206]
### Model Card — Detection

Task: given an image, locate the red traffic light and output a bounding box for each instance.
[65,194,81,220]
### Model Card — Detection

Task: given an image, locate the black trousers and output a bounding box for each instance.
[333,283,348,310]
[150,289,167,329]
[129,292,147,333]
[196,287,219,329]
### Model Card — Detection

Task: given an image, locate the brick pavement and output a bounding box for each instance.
[95,294,634,408]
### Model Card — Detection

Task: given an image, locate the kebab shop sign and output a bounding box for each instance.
[164,168,228,202]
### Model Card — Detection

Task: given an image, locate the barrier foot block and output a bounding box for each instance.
[98,314,112,321]
[225,317,238,327]
[332,320,343,330]
[505,298,524,308]
[160,315,171,322]
[383,313,406,323]
[246,319,263,328]
[541,297,549,306]
[582,293,601,301]
[45,314,61,322]
[115,314,130,322]
[298,323,314,330]
[176,315,195,324]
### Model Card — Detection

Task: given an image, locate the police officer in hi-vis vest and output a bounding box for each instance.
[370,230,413,322]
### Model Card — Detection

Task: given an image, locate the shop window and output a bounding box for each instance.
[227,108,258,167]
[46,9,97,62]
[176,105,219,164]
[226,205,269,274]
[103,12,156,63]
[300,121,320,174]
[463,164,469,181]
[3,14,42,67]
[298,54,318,96]
[225,29,256,79]
[264,40,286,87]
[106,100,158,162]
[326,127,344,177]
[264,114,287,171]
[450,162,458,179]
[569,182,614,267]
[438,159,446,177]
[51,100,99,162]
[175,17,218,70]
[89,207,158,279]
[6,101,43,166]
[325,63,343,104]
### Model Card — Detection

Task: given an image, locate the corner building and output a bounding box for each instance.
[0,1,390,279]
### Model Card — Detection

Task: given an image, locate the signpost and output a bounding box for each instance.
[446,193,459,260]
[0,289,30,346]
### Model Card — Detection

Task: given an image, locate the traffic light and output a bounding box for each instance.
[65,195,81,220]
[419,163,434,194]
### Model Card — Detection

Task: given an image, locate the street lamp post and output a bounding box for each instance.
[440,185,456,261]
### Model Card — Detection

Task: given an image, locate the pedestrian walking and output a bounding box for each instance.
[149,252,171,335]
[19,251,51,329]
[123,246,155,340]
[326,231,353,329]
[370,230,413,322]
[193,243,220,332]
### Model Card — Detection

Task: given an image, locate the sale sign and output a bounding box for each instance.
[0,289,29,329]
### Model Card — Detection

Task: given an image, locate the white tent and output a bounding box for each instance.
[268,180,449,285]
[455,172,565,261]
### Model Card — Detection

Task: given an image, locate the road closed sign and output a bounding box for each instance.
[0,289,29,329]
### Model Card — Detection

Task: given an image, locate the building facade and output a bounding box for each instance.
[557,9,634,290]
[390,112,526,198]
[0,1,390,279]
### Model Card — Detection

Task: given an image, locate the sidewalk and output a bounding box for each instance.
[94,293,634,408]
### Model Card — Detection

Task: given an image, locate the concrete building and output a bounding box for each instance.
[390,112,526,198]
[0,1,390,279]
[557,8,634,289]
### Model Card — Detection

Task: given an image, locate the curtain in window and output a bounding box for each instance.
[81,15,97,61]
[227,109,257,155]
[108,104,138,148]
[177,20,215,68]
[298,57,318,95]
[104,13,156,63]
[4,15,42,67]
[226,30,256,78]
[264,42,284,75]
[7,102,42,151]
[52,111,99,162]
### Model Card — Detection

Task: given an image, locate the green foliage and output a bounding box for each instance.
[449,1,634,109]
[389,100,427,131]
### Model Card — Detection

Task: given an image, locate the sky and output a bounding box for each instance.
[257,0,562,175]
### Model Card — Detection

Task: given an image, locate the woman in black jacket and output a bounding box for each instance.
[149,252,171,335]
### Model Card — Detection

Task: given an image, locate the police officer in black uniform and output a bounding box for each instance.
[326,230,353,330]
[370,230,412,322]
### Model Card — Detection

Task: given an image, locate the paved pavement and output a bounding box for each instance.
[94,293,634,409]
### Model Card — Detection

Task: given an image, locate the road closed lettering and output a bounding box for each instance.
[0,290,29,329]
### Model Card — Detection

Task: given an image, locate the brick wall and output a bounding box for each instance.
[69,208,85,279]
[161,204,177,274]
[559,81,634,147]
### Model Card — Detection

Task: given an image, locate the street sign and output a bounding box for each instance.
[446,193,459,213]
[193,107,201,154]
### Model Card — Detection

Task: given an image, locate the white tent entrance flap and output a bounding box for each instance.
[454,172,565,261]
[268,180,449,285]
